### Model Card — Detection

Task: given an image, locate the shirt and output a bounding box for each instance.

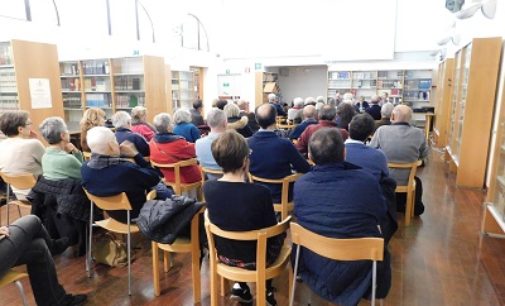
[42,147,83,181]
[195,132,222,170]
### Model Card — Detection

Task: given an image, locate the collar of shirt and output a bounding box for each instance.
[345,138,364,145]
[258,128,275,132]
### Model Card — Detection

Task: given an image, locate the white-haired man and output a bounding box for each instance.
[195,109,227,180]
[287,97,304,123]
[375,102,394,130]
[366,95,382,120]
[268,93,286,116]
[112,110,150,157]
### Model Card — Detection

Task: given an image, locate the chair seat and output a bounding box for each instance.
[7,200,31,209]
[273,202,293,212]
[0,270,28,288]
[95,218,140,234]
[216,245,291,283]
[163,180,201,191]
[156,237,192,253]
[395,181,416,193]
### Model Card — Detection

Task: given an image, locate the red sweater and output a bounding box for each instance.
[131,122,156,142]
[149,134,202,184]
[295,120,349,154]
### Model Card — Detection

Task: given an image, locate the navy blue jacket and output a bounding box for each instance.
[366,104,381,120]
[173,122,201,143]
[115,127,150,157]
[271,102,286,117]
[345,141,389,181]
[289,118,318,139]
[293,162,391,306]
[248,131,311,203]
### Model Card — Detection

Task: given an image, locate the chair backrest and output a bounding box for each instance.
[0,172,36,190]
[290,222,384,262]
[146,189,157,201]
[249,173,302,204]
[205,210,291,272]
[387,160,421,189]
[151,158,198,188]
[83,151,92,161]
[83,189,133,211]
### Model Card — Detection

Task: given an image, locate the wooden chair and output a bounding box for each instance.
[200,166,224,184]
[0,172,36,225]
[249,173,302,220]
[83,189,139,295]
[289,222,384,306]
[82,151,92,161]
[0,269,29,306]
[151,158,203,200]
[151,206,205,302]
[387,160,422,225]
[204,211,292,306]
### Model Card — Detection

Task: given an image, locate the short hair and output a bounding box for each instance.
[39,117,67,144]
[371,95,380,104]
[0,110,29,136]
[206,109,227,129]
[268,93,276,102]
[293,97,304,107]
[224,103,240,118]
[336,103,357,127]
[153,113,173,133]
[303,105,317,119]
[131,106,147,124]
[309,128,344,165]
[193,99,203,110]
[349,114,375,141]
[316,96,325,103]
[211,130,249,173]
[112,111,131,129]
[236,100,249,110]
[342,92,354,104]
[327,97,336,107]
[304,97,316,105]
[319,105,337,121]
[80,108,105,132]
[381,102,394,119]
[173,109,192,124]
[216,100,228,110]
[392,105,412,123]
[315,102,325,111]
[87,126,117,155]
[255,104,277,129]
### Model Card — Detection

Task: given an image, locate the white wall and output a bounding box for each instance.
[276,66,328,103]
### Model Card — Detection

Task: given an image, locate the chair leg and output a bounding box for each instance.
[163,251,171,273]
[371,261,377,306]
[127,211,132,296]
[14,280,28,306]
[404,191,413,226]
[210,265,219,306]
[220,276,227,297]
[87,202,94,278]
[6,184,10,225]
[152,242,161,296]
[257,279,266,306]
[191,247,201,303]
[290,245,301,306]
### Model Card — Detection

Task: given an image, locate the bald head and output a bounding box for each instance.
[391,105,412,123]
[303,105,316,119]
[255,103,277,129]
[371,95,380,104]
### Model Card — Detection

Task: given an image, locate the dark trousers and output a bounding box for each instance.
[396,176,424,215]
[0,215,67,306]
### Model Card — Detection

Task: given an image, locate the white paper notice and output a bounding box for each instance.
[29,78,52,109]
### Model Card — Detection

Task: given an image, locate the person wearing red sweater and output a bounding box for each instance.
[149,113,202,184]
[131,106,156,141]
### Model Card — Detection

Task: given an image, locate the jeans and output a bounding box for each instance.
[0,215,67,306]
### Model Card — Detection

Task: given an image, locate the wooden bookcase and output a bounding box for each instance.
[433,58,454,148]
[445,37,502,188]
[0,39,63,133]
[255,72,280,108]
[172,70,195,111]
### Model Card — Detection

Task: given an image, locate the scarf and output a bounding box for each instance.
[86,153,132,169]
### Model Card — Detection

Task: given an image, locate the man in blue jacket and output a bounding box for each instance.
[294,128,391,306]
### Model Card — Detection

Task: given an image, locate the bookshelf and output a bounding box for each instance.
[433,58,454,148]
[0,39,63,132]
[172,70,195,110]
[255,72,280,108]
[444,37,502,188]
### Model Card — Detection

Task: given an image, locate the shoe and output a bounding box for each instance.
[230,283,253,303]
[266,288,277,306]
[51,237,70,256]
[60,294,87,306]
[414,203,425,216]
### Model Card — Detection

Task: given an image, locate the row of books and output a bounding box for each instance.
[61,63,79,76]
[116,94,145,108]
[0,44,12,66]
[63,96,82,108]
[86,94,111,108]
[114,76,142,91]
[0,96,18,110]
[82,61,110,75]
[84,77,110,92]
[61,78,81,91]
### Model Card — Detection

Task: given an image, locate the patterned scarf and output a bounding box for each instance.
[86,153,132,169]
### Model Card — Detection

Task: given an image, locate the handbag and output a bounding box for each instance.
[92,232,132,267]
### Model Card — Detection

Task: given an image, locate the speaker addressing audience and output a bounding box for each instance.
[173,109,201,143]
[203,130,284,306]
[294,128,391,306]
[112,111,150,158]
[130,106,156,142]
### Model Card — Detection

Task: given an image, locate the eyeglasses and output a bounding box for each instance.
[24,121,32,127]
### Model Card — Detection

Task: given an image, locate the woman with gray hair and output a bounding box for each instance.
[39,117,83,180]
[224,103,253,138]
[112,110,150,157]
[149,113,202,185]
[172,109,201,143]
[130,106,156,141]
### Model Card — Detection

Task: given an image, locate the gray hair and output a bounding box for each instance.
[39,117,67,145]
[315,102,325,111]
[206,109,227,129]
[153,113,173,133]
[304,97,316,105]
[371,95,380,104]
[224,103,240,118]
[381,102,394,119]
[131,106,147,124]
[87,126,117,155]
[316,96,325,103]
[173,109,192,124]
[236,100,249,110]
[342,92,354,104]
[112,111,131,129]
[268,93,276,102]
[293,97,304,107]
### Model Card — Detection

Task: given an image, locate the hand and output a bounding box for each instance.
[0,226,9,237]
[64,142,78,153]
[119,141,138,157]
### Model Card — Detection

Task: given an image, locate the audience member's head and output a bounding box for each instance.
[304,97,316,106]
[391,105,412,124]
[87,126,119,156]
[316,96,325,104]
[255,103,277,129]
[112,111,132,129]
[153,113,173,133]
[293,97,304,108]
[193,99,203,111]
[309,128,344,165]
[303,105,317,120]
[211,98,219,108]
[381,102,394,119]
[211,130,249,174]
[349,114,375,142]
[237,100,250,112]
[315,102,325,112]
[206,109,227,131]
[173,109,192,125]
[0,110,31,137]
[80,108,105,132]
[371,95,380,105]
[319,105,337,121]
[327,97,336,107]
[216,100,228,110]
[337,103,357,128]
[268,93,277,103]
[131,106,147,124]
[224,103,241,119]
[342,92,354,104]
[39,117,69,145]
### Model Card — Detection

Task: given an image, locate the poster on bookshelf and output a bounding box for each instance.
[29,78,52,109]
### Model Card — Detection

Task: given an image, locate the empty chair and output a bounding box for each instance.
[0,172,36,225]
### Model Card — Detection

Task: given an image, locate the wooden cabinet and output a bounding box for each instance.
[445,37,502,188]
[255,72,279,108]
[433,58,455,148]
[0,39,63,132]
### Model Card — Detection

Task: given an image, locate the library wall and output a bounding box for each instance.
[276,66,328,103]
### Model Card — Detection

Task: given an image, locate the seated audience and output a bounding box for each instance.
[150,113,202,184]
[224,103,253,138]
[375,102,394,131]
[294,128,391,306]
[268,93,286,116]
[295,105,348,155]
[0,111,45,199]
[204,131,285,306]
[248,104,310,203]
[0,215,86,306]
[190,99,205,126]
[288,97,304,124]
[370,105,428,215]
[354,96,370,113]
[216,99,228,110]
[237,100,260,133]
[342,92,354,104]
[130,106,156,141]
[196,109,227,176]
[315,101,325,113]
[112,111,150,157]
[316,96,325,104]
[289,105,317,140]
[366,95,382,120]
[81,127,160,223]
[80,108,105,152]
[304,96,316,106]
[336,102,357,130]
[173,109,201,143]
